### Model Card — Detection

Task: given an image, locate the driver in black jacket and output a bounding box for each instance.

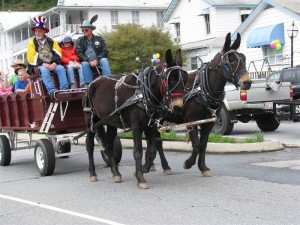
[76,18,111,88]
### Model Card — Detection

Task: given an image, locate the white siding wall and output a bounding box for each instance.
[240,7,300,71]
[86,10,161,33]
[215,8,242,37]
[165,0,211,44]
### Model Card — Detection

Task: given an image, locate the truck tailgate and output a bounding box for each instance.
[225,80,291,103]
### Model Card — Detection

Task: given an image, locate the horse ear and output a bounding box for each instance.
[175,49,182,67]
[230,33,241,50]
[90,15,98,24]
[222,33,231,53]
[165,49,173,66]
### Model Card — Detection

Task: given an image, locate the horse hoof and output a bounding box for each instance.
[183,162,191,169]
[150,164,156,172]
[90,176,98,182]
[202,171,213,177]
[137,182,150,189]
[163,169,172,175]
[112,175,122,183]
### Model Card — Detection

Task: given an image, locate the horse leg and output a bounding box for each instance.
[143,128,158,173]
[106,125,122,183]
[183,126,199,169]
[86,130,98,182]
[198,123,213,177]
[156,140,172,175]
[132,129,149,189]
[144,129,172,175]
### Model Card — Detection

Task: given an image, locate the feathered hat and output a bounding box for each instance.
[79,15,98,30]
[31,16,49,33]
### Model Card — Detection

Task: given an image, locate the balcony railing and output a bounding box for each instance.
[11,24,82,54]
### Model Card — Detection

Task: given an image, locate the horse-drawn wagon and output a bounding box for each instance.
[0,72,122,176]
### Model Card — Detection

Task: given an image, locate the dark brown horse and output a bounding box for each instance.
[84,49,188,189]
[144,33,252,176]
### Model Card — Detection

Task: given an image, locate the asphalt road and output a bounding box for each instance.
[1,143,299,225]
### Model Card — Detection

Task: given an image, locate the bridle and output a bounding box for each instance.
[218,49,247,89]
[159,64,187,99]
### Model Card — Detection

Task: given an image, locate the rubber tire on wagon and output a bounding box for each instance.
[255,114,280,131]
[34,138,56,176]
[0,135,11,166]
[211,106,234,135]
[100,136,122,165]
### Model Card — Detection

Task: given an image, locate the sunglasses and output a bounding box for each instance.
[82,29,90,32]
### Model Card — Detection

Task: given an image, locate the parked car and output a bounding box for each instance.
[266,66,300,100]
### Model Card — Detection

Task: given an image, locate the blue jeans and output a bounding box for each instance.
[39,65,68,95]
[98,58,111,76]
[81,62,94,84]
[66,64,84,86]
[81,58,111,83]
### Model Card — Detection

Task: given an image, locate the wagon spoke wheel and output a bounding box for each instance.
[34,139,55,176]
[0,135,11,166]
[99,136,122,165]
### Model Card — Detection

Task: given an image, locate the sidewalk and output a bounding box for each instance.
[7,132,284,153]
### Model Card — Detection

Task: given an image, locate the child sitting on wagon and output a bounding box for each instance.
[60,35,84,89]
[14,68,30,93]
[0,77,12,95]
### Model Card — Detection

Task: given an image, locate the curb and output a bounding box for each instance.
[120,139,284,153]
[3,132,285,153]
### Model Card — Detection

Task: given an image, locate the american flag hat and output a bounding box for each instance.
[31,16,49,33]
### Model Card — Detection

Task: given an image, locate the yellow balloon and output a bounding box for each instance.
[275,39,280,45]
[155,53,160,59]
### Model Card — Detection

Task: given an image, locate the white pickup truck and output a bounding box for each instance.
[212,79,291,135]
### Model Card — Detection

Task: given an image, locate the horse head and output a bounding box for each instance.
[210,33,252,90]
[158,49,188,109]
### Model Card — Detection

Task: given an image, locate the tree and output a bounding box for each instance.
[104,24,180,74]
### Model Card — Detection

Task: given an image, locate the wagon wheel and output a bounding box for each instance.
[34,139,56,176]
[0,135,11,166]
[100,136,122,165]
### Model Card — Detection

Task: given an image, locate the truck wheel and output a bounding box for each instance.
[256,114,280,131]
[0,135,11,166]
[34,139,55,176]
[212,106,234,135]
[100,136,122,165]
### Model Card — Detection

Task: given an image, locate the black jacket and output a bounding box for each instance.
[75,34,108,62]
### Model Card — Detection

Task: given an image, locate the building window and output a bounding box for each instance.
[191,57,198,70]
[175,23,181,37]
[204,14,210,34]
[132,11,139,25]
[156,11,163,27]
[241,14,249,22]
[111,11,118,29]
[263,46,283,65]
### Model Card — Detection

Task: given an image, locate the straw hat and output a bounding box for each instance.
[10,59,26,68]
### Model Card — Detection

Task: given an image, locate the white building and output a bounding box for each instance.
[232,0,300,76]
[0,0,171,73]
[162,0,259,70]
